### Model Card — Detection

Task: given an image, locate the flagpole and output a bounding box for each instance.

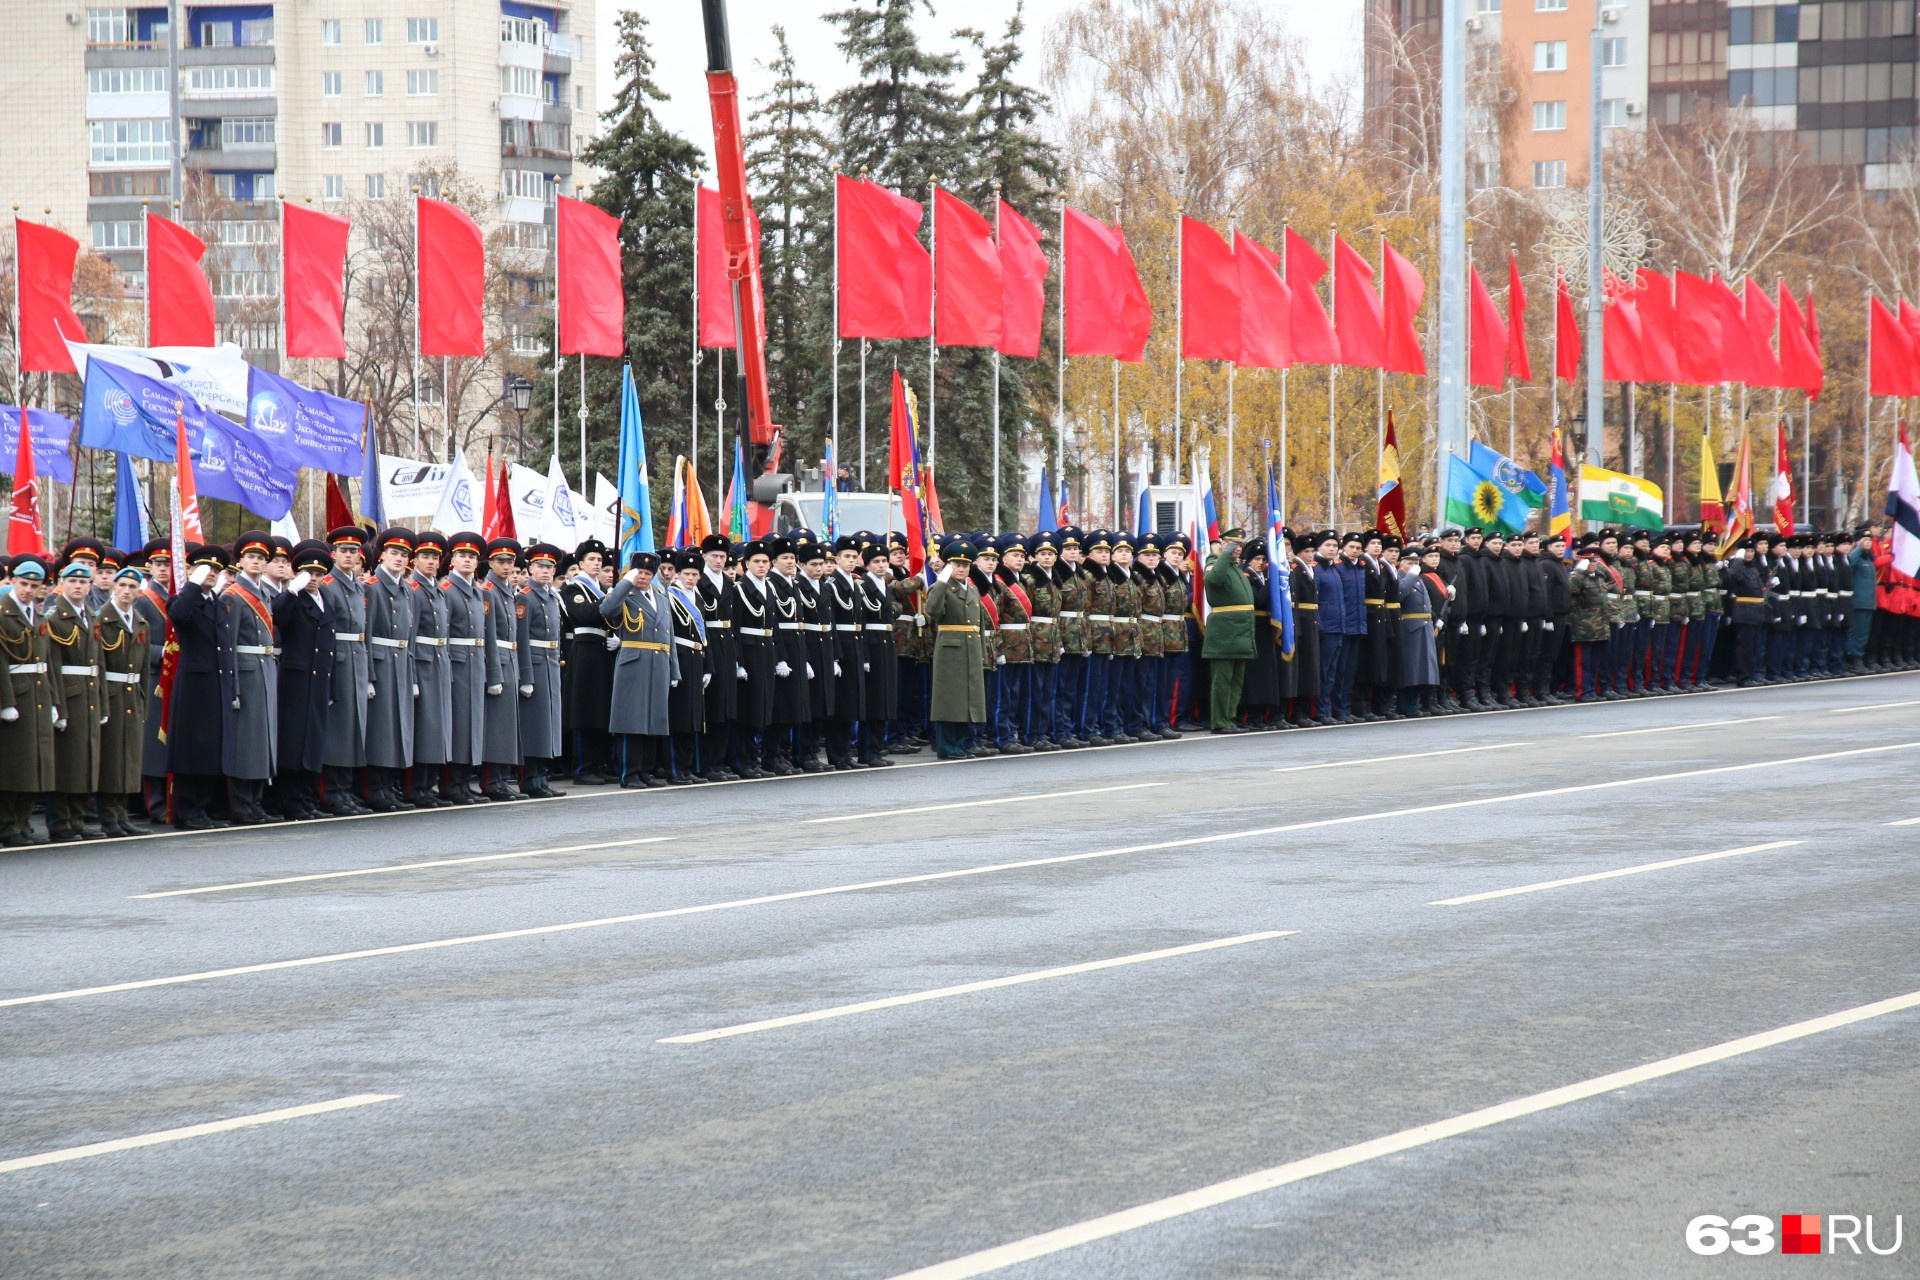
[859,340,869,490]
[1280,220,1291,526]
[1376,230,1386,461]
[1056,192,1066,494]
[1226,363,1235,530]
[1174,197,1184,477]
[555,197,566,489]
[1862,289,1872,520]
[831,173,840,491]
[690,180,700,494]
[144,203,152,347]
[1550,266,1561,443]
[577,354,587,498]
[715,347,725,495]
[1666,268,1677,520]
[412,194,423,460]
[991,181,1003,531]
[1327,226,1337,528]
[928,176,938,472]
[1627,383,1636,475]
[1801,278,1812,521]
[1112,358,1121,527]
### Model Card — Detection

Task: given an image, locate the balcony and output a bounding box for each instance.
[181,44,274,67]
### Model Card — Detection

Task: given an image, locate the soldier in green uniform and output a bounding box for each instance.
[1157,536,1192,734]
[1569,534,1619,700]
[94,563,152,836]
[1645,534,1678,692]
[888,534,931,747]
[0,555,61,847]
[1081,532,1117,745]
[1135,536,1171,739]
[1021,531,1063,750]
[1054,529,1091,747]
[1107,534,1142,741]
[924,539,987,759]
[989,536,1036,753]
[1202,529,1256,732]
[45,557,103,841]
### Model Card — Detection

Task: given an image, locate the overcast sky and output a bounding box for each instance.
[594,0,1363,172]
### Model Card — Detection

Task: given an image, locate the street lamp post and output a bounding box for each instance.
[508,376,534,461]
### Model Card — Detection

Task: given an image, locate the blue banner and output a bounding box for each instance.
[79,359,215,463]
[113,450,149,550]
[0,406,76,484]
[617,364,654,556]
[195,413,297,520]
[246,365,365,475]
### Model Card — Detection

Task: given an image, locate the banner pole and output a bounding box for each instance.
[411,194,423,459]
[691,181,700,494]
[1056,194,1066,493]
[992,182,1002,529]
[929,177,938,471]
[859,340,868,491]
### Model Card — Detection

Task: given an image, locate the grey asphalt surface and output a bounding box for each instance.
[4,672,1919,1278]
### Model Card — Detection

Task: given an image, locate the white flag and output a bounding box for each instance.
[432,449,482,532]
[591,472,618,548]
[544,454,585,548]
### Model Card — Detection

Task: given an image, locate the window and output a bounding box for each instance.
[407,18,439,43]
[87,8,130,44]
[543,76,558,105]
[1533,159,1567,188]
[1602,37,1628,67]
[1472,161,1501,189]
[90,170,169,197]
[221,117,275,147]
[364,18,384,45]
[501,168,550,201]
[1477,0,1502,11]
[366,122,385,149]
[1535,40,1568,71]
[1600,97,1629,127]
[1537,0,1568,9]
[500,16,546,45]
[213,270,274,298]
[501,66,540,98]
[208,220,276,245]
[1533,100,1567,129]
[509,324,543,355]
[184,64,273,94]
[322,71,342,97]
[407,69,440,96]
[321,121,343,148]
[92,220,144,250]
[367,173,388,199]
[239,18,273,46]
[88,68,168,94]
[323,174,345,202]
[413,173,443,198]
[200,22,232,47]
[321,18,341,45]
[576,85,585,109]
[365,70,384,97]
[89,118,171,164]
[407,121,439,148]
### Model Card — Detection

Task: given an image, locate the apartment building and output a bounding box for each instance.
[2,1,594,367]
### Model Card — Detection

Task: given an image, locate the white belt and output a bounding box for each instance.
[60,664,99,676]
[8,662,47,674]
[777,622,802,631]
[675,636,704,649]
[529,638,560,650]
[416,636,447,647]
[572,626,607,638]
[1139,614,1162,623]
[804,623,830,633]
[370,636,409,649]
[740,626,772,637]
[105,669,143,684]
[234,645,278,657]
[1088,613,1112,621]
[864,623,891,632]
[998,622,1028,631]
[447,637,482,647]
[1059,610,1084,617]
[333,631,364,642]
[496,640,517,651]
[834,624,861,632]
[1634,591,1652,597]
[1032,616,1057,624]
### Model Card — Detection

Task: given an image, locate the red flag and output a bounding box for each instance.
[1285,228,1340,365]
[1673,271,1725,386]
[324,473,355,532]
[1779,286,1822,400]
[1332,235,1385,368]
[481,447,497,534]
[887,371,927,572]
[1718,431,1755,552]
[1602,281,1645,383]
[7,406,42,555]
[1632,268,1679,383]
[922,459,944,535]
[1178,217,1240,361]
[417,197,485,356]
[835,175,930,340]
[1554,271,1581,380]
[1771,421,1796,536]
[1869,297,1916,396]
[1468,265,1507,387]
[284,203,350,358]
[14,218,84,372]
[1739,278,1784,388]
[145,211,216,347]
[1899,300,1920,384]
[996,200,1047,358]
[484,452,515,539]
[1710,276,1767,385]
[1380,239,1425,375]
[557,195,623,356]
[1063,207,1151,361]
[934,187,1002,349]
[1233,231,1291,369]
[174,409,203,543]
[1506,253,1531,382]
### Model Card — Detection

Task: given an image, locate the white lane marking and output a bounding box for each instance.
[8,741,1912,1010]
[1430,841,1804,906]
[1271,742,1529,773]
[1823,698,1920,714]
[887,989,1920,1280]
[133,836,674,899]
[660,931,1293,1044]
[1581,714,1781,739]
[0,1094,397,1176]
[805,783,1164,825]
[1887,816,1920,827]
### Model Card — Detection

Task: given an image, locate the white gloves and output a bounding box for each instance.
[1446,584,1457,599]
[1575,559,1590,571]
[833,661,843,677]
[1543,620,1555,632]
[671,677,680,688]
[736,665,748,680]
[805,663,814,678]
[101,714,110,725]
[367,682,377,699]
[1458,622,1469,635]
[412,683,420,697]
[291,571,311,594]
[231,698,242,710]
[54,716,67,732]
[519,683,534,698]
[0,707,17,722]
[188,564,213,587]
[604,635,620,651]
[996,655,1006,666]
[1477,624,1487,636]
[702,672,711,688]
[487,683,504,696]
[1519,620,1528,633]
[775,661,792,677]
[862,662,871,672]
[913,613,927,626]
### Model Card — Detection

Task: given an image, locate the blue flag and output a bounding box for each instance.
[616,363,654,556]
[113,451,148,550]
[1,405,76,484]
[357,405,385,529]
[1466,440,1547,508]
[1136,483,1152,536]
[1037,463,1058,532]
[1445,449,1530,535]
[821,435,840,540]
[1264,464,1294,660]
[196,413,298,520]
[246,364,365,475]
[80,358,215,462]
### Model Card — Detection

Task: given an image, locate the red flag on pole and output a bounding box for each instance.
[1468,265,1507,387]
[996,200,1047,359]
[1233,231,1292,369]
[14,218,84,372]
[284,203,350,359]
[1332,235,1385,368]
[1285,228,1340,365]
[1063,208,1151,361]
[1868,297,1916,396]
[1554,271,1582,380]
[557,195,624,356]
[1376,410,1408,540]
[145,211,216,347]
[174,407,203,543]
[1632,268,1679,383]
[1506,252,1531,382]
[1743,279,1784,389]
[484,451,515,539]
[1899,300,1920,385]
[417,197,486,357]
[1779,286,1822,399]
[835,175,930,340]
[1673,271,1725,386]
[1602,276,1645,383]
[1380,239,1425,375]
[480,446,497,535]
[933,187,1003,349]
[1771,421,1796,535]
[887,370,927,573]
[1179,216,1240,361]
[324,473,355,533]
[7,406,43,555]
[1718,431,1755,553]
[1711,276,1767,386]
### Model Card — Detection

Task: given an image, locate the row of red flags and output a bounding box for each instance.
[1866,295,1920,397]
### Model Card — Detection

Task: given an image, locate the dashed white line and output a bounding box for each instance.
[1430,841,1805,905]
[1581,715,1781,739]
[805,783,1163,825]
[1271,742,1531,773]
[133,836,675,898]
[0,1094,398,1176]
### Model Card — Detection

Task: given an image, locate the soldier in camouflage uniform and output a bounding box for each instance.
[1668,536,1699,690]
[1162,537,1198,727]
[1135,535,1170,738]
[1601,532,1637,694]
[1639,534,1674,694]
[1054,530,1091,748]
[1568,533,1619,700]
[1106,535,1143,741]
[1022,531,1063,750]
[989,538,1036,753]
[1082,532,1117,746]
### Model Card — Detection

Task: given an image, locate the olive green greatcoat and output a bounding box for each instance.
[925,575,987,723]
[1201,551,1256,660]
[44,594,102,794]
[94,603,151,796]
[0,593,62,792]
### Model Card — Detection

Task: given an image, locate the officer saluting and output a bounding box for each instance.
[271,541,334,820]
[219,531,282,826]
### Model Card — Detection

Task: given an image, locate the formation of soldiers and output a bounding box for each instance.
[0,515,1914,843]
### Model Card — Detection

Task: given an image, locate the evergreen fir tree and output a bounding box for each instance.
[825,0,965,193]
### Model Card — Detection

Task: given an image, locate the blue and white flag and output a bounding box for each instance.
[1036,463,1058,532]
[194,413,297,520]
[358,406,385,528]
[616,363,654,556]
[1466,439,1548,509]
[821,436,840,540]
[544,453,586,548]
[1264,463,1294,660]
[112,450,149,550]
[246,364,364,475]
[80,358,215,462]
[1,405,76,484]
[433,449,483,533]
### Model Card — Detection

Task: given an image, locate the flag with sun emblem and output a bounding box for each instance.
[1444,448,1529,533]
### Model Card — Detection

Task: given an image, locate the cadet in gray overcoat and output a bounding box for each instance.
[218,532,282,825]
[602,551,677,787]
[364,528,419,811]
[319,526,372,815]
[515,542,566,798]
[408,532,453,807]
[440,532,495,803]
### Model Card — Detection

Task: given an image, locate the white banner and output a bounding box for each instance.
[590,472,618,549]
[380,453,452,519]
[431,451,482,533]
[65,339,253,418]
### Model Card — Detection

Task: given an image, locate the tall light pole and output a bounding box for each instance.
[1585,1,1606,466]
[508,376,534,461]
[1437,0,1468,527]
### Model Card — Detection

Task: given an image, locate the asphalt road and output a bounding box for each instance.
[4,672,1919,1278]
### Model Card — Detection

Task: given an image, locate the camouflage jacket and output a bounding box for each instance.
[892,572,931,660]
[1021,568,1063,664]
[1136,573,1165,658]
[1058,567,1091,655]
[1568,557,1617,643]
[1108,569,1141,658]
[1162,569,1190,652]
[1610,556,1641,624]
[1640,558,1674,623]
[989,573,1035,664]
[1086,569,1116,656]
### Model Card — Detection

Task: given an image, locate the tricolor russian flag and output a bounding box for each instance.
[1888,423,1920,578]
